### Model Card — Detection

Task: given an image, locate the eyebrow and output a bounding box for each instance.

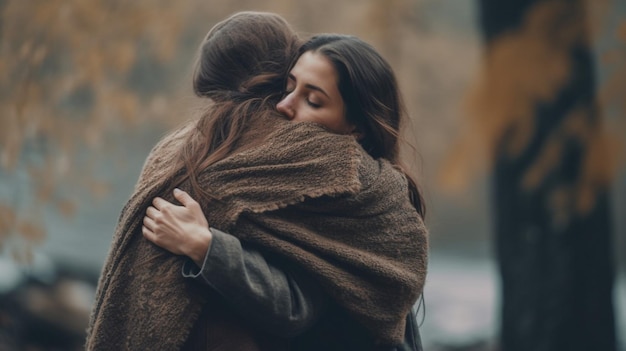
[288,73,330,98]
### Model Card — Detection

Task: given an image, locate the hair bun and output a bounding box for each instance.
[192,12,299,99]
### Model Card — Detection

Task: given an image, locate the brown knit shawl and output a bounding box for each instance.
[86,116,428,350]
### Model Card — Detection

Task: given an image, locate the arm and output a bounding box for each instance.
[183,227,327,337]
[142,189,327,337]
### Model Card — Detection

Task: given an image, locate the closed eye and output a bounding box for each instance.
[287,73,329,98]
[307,100,321,108]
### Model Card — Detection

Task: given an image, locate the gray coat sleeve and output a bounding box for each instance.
[181,227,328,337]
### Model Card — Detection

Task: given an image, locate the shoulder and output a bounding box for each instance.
[268,121,360,148]
[138,119,195,183]
[264,122,407,194]
[150,119,196,156]
[204,121,366,212]
[237,120,364,169]
[356,154,411,200]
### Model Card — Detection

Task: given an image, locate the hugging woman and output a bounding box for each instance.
[86,11,428,351]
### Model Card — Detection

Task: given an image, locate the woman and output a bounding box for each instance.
[143,34,428,350]
[86,11,307,350]
[88,12,427,351]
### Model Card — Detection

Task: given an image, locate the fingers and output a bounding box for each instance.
[142,225,154,242]
[143,214,156,232]
[173,188,197,208]
[152,197,168,210]
[153,190,197,210]
[145,206,158,220]
[142,224,163,247]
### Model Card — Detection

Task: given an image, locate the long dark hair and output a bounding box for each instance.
[296,34,426,217]
[164,12,300,202]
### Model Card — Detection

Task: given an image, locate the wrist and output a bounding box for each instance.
[188,227,213,267]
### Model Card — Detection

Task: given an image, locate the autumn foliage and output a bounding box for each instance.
[0,0,188,258]
[0,0,424,258]
[1,0,623,261]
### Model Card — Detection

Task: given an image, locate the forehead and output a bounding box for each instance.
[290,51,339,88]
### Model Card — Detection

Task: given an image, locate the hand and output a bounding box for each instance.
[142,188,212,266]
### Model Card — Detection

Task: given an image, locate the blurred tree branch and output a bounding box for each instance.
[0,0,188,259]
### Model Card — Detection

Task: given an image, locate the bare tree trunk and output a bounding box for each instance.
[478,0,617,350]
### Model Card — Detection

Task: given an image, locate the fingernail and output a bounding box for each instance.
[174,188,182,194]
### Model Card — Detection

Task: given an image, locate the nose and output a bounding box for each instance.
[276,93,294,120]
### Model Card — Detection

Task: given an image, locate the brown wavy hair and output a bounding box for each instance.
[164,11,300,202]
[295,34,426,217]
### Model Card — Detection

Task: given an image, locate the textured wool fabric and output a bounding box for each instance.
[86,115,428,350]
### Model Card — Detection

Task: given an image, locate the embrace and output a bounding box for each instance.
[86,11,428,351]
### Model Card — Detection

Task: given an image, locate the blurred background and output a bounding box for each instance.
[0,0,624,350]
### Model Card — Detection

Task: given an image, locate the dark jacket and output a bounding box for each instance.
[184,228,424,350]
[289,301,423,351]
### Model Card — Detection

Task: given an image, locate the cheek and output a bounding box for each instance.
[330,110,353,132]
[319,113,351,134]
